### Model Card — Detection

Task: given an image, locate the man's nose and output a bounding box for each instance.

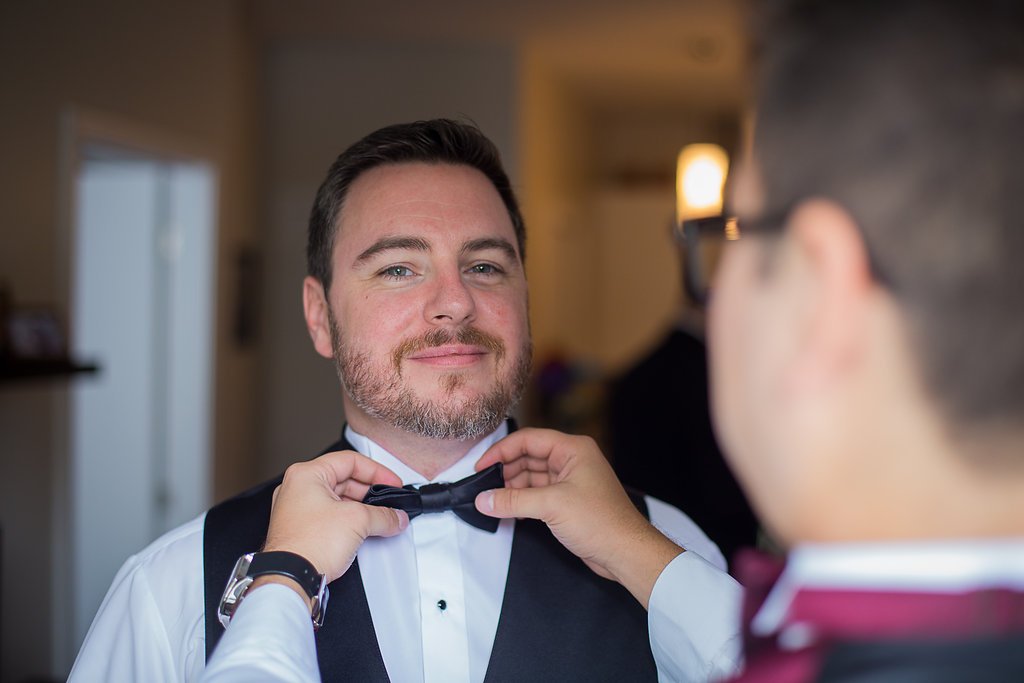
[424,270,476,325]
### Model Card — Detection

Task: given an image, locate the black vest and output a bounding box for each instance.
[204,432,658,681]
[817,637,1024,683]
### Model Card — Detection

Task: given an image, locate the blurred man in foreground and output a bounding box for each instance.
[202,0,1024,680]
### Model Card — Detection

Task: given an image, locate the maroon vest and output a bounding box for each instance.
[730,550,1024,683]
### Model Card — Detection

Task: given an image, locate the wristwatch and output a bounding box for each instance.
[217,551,329,629]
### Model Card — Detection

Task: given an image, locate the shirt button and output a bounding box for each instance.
[437,599,447,611]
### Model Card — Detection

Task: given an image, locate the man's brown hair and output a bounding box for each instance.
[307,119,525,293]
[753,0,1024,440]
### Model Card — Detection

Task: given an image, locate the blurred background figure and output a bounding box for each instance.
[607,144,758,568]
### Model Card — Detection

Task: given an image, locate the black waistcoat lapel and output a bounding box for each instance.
[483,489,659,682]
[203,472,280,660]
[313,559,390,681]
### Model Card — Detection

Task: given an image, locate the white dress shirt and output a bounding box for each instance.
[345,424,515,683]
[70,423,728,683]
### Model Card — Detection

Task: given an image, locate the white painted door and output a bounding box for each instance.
[68,149,215,651]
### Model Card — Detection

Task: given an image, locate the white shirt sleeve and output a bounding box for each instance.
[648,552,744,683]
[199,583,321,683]
[645,494,728,571]
[68,514,208,682]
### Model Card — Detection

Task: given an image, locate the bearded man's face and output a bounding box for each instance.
[308,162,532,441]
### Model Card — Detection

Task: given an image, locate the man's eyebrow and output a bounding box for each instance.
[461,237,519,262]
[354,236,431,264]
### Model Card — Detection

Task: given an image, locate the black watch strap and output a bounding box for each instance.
[249,551,322,599]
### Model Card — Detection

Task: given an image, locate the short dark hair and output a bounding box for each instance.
[307,119,525,291]
[753,0,1024,437]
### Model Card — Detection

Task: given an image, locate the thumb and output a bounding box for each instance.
[362,505,410,538]
[476,487,548,521]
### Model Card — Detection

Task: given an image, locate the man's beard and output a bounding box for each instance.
[328,308,532,440]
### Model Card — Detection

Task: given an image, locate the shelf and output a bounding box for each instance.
[0,358,100,384]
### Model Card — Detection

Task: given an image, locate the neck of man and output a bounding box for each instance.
[787,357,1024,544]
[343,402,491,480]
[770,289,1024,545]
[803,439,1024,544]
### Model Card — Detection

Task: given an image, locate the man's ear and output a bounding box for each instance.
[784,198,875,394]
[303,276,335,359]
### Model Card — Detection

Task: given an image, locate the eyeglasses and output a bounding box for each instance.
[673,205,796,305]
[673,215,743,306]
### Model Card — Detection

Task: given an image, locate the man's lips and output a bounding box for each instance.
[405,345,489,366]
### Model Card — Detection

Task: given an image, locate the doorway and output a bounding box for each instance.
[59,113,217,666]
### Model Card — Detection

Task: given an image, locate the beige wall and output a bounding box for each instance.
[0,1,256,678]
[519,48,600,363]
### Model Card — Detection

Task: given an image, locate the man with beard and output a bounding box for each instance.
[69,119,734,682]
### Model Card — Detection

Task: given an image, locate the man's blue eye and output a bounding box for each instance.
[469,264,498,274]
[382,266,412,278]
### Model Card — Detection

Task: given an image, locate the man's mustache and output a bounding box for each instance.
[392,327,506,371]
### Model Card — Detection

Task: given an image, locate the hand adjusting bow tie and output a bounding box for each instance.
[362,463,504,533]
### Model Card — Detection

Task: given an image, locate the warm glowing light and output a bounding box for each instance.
[676,144,729,223]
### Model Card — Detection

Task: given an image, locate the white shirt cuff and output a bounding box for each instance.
[648,551,744,683]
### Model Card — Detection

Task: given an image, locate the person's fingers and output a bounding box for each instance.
[501,467,553,490]
[476,485,552,520]
[476,430,573,487]
[285,451,400,503]
[499,452,560,476]
[475,429,554,470]
[315,450,403,489]
[360,504,410,538]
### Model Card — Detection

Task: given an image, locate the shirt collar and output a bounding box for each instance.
[752,537,1024,637]
[344,421,510,487]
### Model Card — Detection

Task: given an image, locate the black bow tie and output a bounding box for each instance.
[362,463,504,533]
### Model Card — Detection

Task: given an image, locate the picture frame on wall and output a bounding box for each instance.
[3,306,68,362]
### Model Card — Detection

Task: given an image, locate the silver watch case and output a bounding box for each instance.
[217,552,329,629]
